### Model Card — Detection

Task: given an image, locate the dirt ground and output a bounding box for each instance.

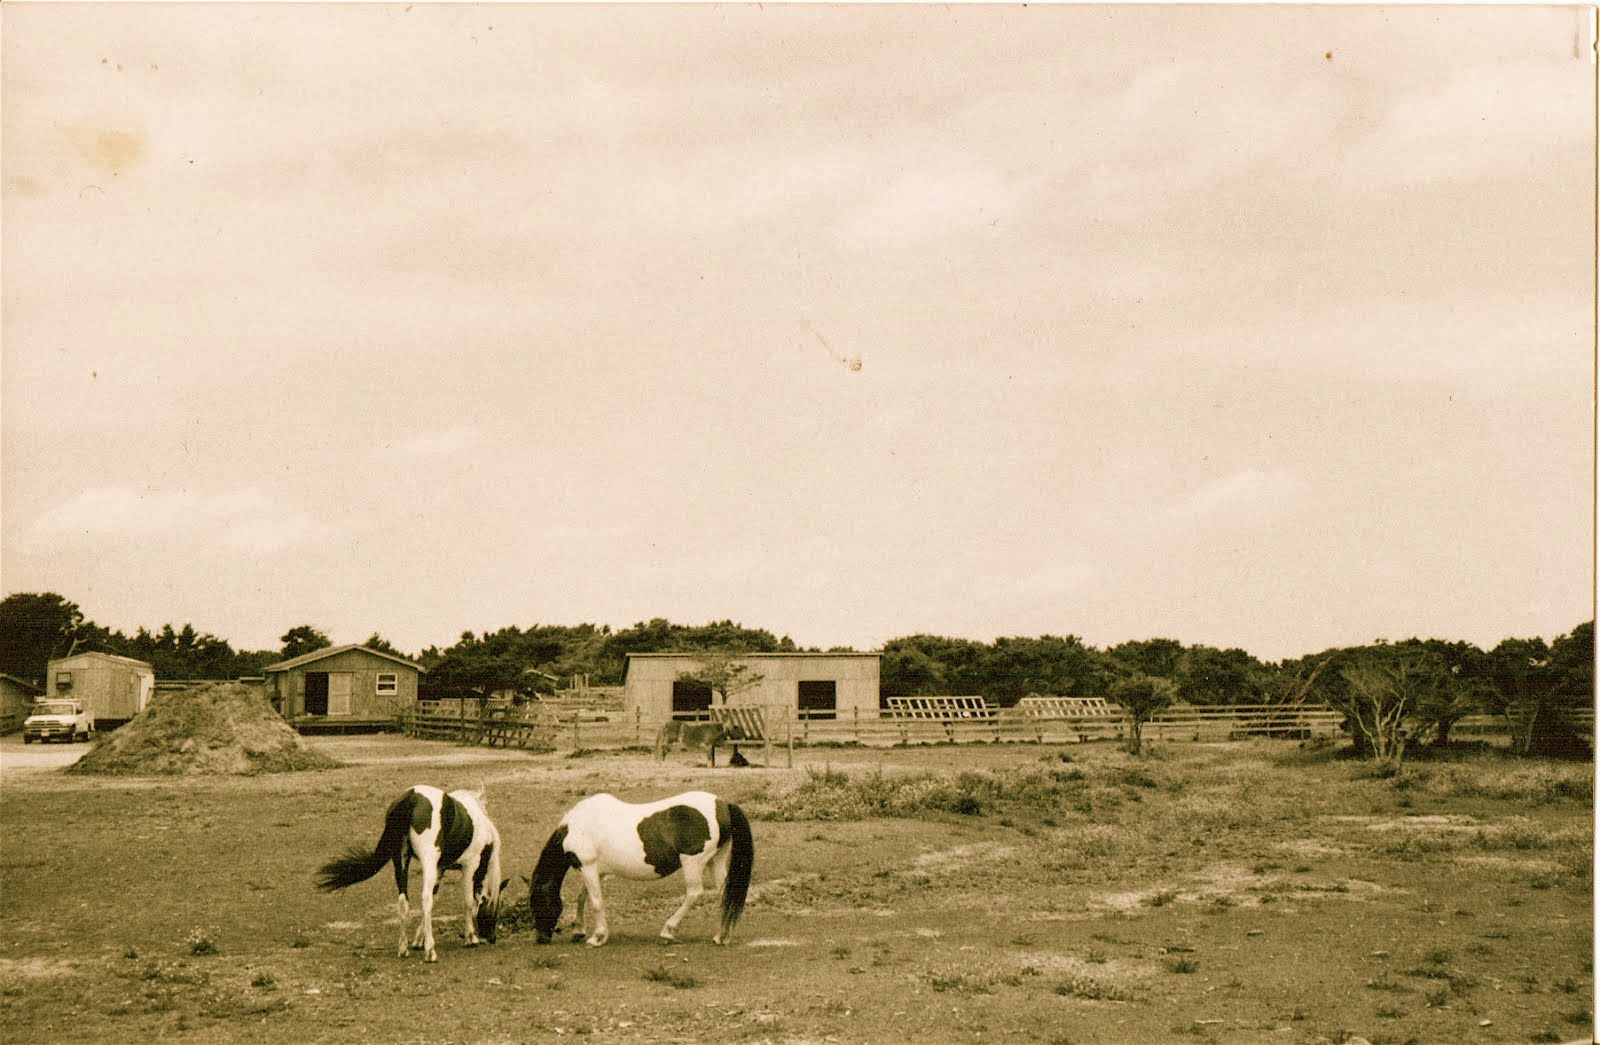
[0,733,1591,1044]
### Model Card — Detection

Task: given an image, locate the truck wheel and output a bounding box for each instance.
[22,736,33,745]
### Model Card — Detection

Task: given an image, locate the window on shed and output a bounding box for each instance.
[672,680,713,717]
[376,673,398,695]
[55,671,73,691]
[798,680,837,720]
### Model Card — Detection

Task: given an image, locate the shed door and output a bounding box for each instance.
[328,673,353,716]
[304,673,329,716]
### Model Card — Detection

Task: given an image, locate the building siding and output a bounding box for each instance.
[266,647,421,721]
[44,653,156,723]
[624,653,881,724]
[1,675,45,734]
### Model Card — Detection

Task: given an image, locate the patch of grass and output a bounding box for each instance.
[1054,975,1135,1002]
[1164,958,1200,974]
[642,965,701,990]
[1146,890,1178,908]
[927,970,995,994]
[185,927,219,956]
[251,972,276,989]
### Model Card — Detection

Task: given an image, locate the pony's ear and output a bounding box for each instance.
[499,878,510,894]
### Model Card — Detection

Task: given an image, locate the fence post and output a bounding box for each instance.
[853,706,860,744]
[634,707,641,748]
[572,713,581,750]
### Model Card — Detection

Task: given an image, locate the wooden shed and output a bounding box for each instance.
[263,645,425,730]
[1,673,45,734]
[623,651,881,725]
[44,651,156,728]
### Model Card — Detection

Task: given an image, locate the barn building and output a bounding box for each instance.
[44,651,156,728]
[263,645,425,729]
[623,651,882,724]
[1,673,45,734]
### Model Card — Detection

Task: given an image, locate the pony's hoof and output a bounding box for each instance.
[424,952,438,963]
[584,935,607,947]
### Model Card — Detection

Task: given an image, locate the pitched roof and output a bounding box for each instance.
[263,644,427,674]
[47,651,155,672]
[0,673,45,693]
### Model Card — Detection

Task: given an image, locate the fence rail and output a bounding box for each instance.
[401,702,1358,751]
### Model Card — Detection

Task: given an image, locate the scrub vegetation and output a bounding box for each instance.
[1,733,1590,1044]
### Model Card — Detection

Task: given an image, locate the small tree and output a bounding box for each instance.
[1327,654,1433,769]
[1109,674,1175,756]
[279,625,332,660]
[676,648,765,706]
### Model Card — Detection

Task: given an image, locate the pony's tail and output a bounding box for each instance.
[315,791,413,892]
[720,802,754,942]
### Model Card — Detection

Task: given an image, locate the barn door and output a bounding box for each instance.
[327,673,353,716]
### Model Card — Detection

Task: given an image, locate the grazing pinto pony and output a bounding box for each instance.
[315,785,506,962]
[653,720,729,762]
[529,790,753,947]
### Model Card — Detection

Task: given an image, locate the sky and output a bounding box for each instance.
[2,3,1595,663]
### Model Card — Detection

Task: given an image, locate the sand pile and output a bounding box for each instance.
[67,682,343,776]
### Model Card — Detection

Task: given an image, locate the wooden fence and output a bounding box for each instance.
[401,700,1353,751]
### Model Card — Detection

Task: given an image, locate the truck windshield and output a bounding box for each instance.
[34,702,77,715]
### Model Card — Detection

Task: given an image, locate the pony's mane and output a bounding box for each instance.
[531,824,573,894]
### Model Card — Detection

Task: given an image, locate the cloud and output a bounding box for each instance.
[1347,61,1593,186]
[834,162,1028,251]
[379,425,481,462]
[1160,469,1305,526]
[32,485,324,555]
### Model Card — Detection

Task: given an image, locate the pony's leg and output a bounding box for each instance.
[580,880,594,937]
[418,858,441,961]
[396,892,412,958]
[709,846,733,944]
[461,863,481,946]
[578,864,609,946]
[394,854,412,958]
[660,858,707,942]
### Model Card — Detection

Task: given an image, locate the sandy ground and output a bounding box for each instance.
[0,733,92,778]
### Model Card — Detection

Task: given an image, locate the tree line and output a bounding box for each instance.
[1,592,1589,761]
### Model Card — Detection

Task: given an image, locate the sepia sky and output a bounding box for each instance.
[2,3,1594,662]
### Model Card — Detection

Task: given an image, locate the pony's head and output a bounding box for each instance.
[475,878,510,943]
[530,826,574,945]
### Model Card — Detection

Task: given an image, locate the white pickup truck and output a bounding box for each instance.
[22,699,96,744]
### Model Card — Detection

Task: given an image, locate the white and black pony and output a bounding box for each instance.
[315,785,507,962]
[529,790,753,947]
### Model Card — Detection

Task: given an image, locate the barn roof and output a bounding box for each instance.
[47,651,155,672]
[263,644,427,674]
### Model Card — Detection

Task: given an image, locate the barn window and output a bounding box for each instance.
[376,673,398,695]
[798,680,837,720]
[671,679,713,717]
[55,671,73,691]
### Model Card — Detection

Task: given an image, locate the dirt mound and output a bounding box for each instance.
[67,682,342,776]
